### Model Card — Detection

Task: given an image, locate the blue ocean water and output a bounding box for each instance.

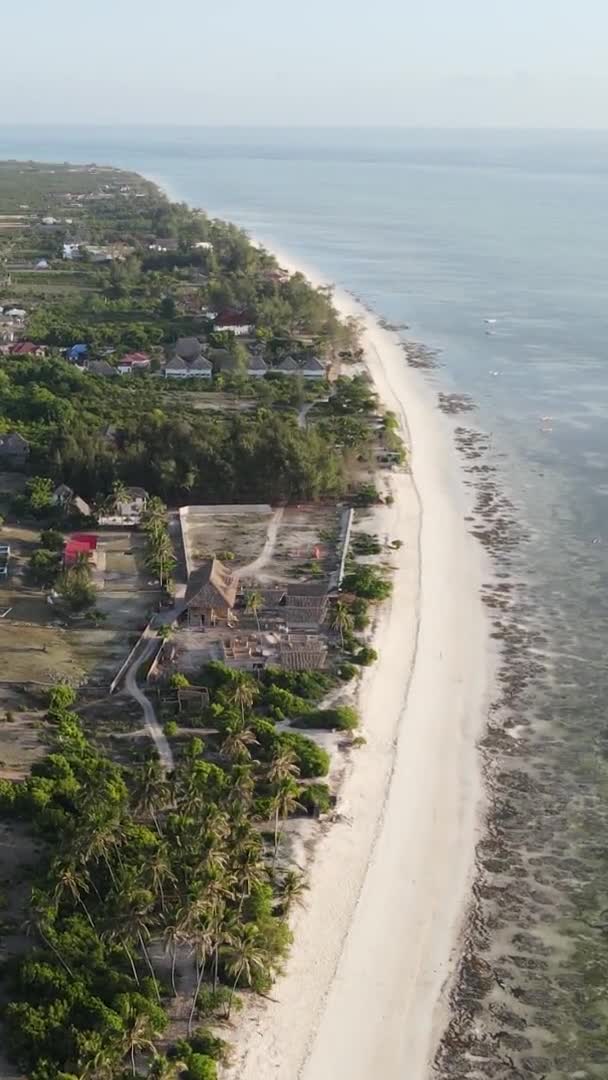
[2,125,608,1073]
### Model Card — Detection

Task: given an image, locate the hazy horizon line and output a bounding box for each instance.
[1,122,608,134]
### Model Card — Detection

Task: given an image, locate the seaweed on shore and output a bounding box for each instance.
[402,339,440,369]
[433,417,608,1078]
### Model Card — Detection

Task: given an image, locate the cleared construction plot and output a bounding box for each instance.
[180,503,345,586]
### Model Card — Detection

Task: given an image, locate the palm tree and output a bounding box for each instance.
[71,550,93,579]
[110,888,161,1001]
[77,811,124,887]
[129,894,161,1003]
[230,838,267,911]
[133,754,170,835]
[271,779,301,870]
[222,925,268,1020]
[187,917,215,1035]
[220,720,258,763]
[227,677,258,724]
[148,845,176,914]
[145,531,176,590]
[101,920,141,989]
[267,746,300,786]
[330,599,354,648]
[161,913,185,998]
[119,997,161,1076]
[109,479,129,515]
[23,889,74,978]
[142,496,167,533]
[78,1047,117,1080]
[147,1054,187,1080]
[52,860,96,928]
[245,589,263,630]
[227,764,255,809]
[280,868,309,914]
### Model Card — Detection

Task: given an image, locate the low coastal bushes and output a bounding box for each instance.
[337,661,358,681]
[342,565,392,601]
[251,720,330,778]
[351,531,382,556]
[299,782,332,816]
[298,705,359,733]
[352,645,378,667]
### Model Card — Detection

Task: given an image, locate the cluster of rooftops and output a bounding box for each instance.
[163,338,326,380]
[0,299,328,380]
[62,337,327,380]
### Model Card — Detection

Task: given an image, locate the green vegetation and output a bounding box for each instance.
[0,163,399,511]
[0,663,348,1080]
[351,531,382,556]
[56,556,96,613]
[142,496,175,591]
[0,162,400,1079]
[352,645,378,667]
[342,565,392,601]
[0,679,336,1080]
[298,705,359,732]
[0,359,346,504]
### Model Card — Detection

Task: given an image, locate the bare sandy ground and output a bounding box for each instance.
[223,262,491,1080]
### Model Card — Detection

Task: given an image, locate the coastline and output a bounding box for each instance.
[223,250,492,1079]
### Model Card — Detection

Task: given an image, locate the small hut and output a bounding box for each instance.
[183,558,238,627]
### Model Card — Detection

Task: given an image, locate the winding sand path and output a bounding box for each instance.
[224,278,490,1080]
[123,632,174,771]
[238,507,284,578]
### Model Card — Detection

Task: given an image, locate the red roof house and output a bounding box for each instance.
[64,533,98,566]
[214,311,253,336]
[117,352,151,375]
[7,342,46,357]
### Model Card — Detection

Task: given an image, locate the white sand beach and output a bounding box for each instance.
[223,264,491,1079]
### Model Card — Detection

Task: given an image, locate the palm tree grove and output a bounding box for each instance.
[0,662,341,1080]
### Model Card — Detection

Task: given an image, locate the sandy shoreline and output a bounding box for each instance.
[221,253,492,1079]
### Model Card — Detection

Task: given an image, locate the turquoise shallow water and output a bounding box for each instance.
[2,126,608,1074]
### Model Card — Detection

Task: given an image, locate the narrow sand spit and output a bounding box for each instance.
[223,265,491,1079]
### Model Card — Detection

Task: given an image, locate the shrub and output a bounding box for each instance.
[169,672,190,689]
[185,1053,218,1080]
[336,661,357,681]
[342,566,391,601]
[28,548,61,587]
[351,596,370,630]
[48,684,76,719]
[261,667,333,703]
[299,706,359,732]
[39,529,64,552]
[299,782,332,816]
[262,684,312,721]
[189,1030,231,1065]
[351,483,381,507]
[352,645,378,667]
[195,987,233,1019]
[351,531,382,556]
[279,732,330,778]
[0,779,17,813]
[164,719,178,737]
[199,661,237,693]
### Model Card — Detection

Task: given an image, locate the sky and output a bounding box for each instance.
[5,0,608,127]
